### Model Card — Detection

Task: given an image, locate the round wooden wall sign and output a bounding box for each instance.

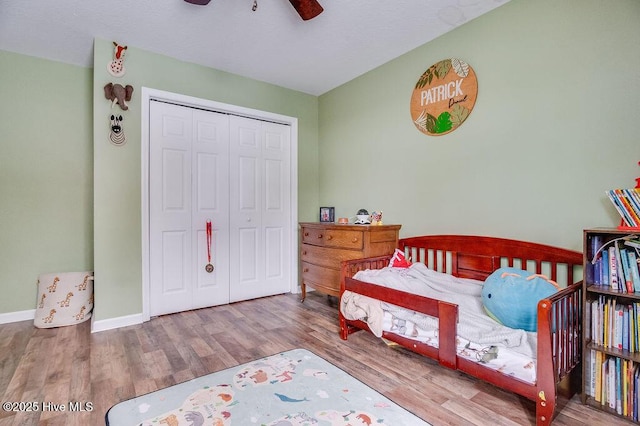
[410,58,478,136]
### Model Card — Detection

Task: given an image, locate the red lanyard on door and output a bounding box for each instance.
[206,220,214,273]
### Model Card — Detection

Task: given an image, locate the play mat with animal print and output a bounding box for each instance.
[105,348,430,425]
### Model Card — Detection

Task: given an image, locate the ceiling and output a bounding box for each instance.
[0,0,510,96]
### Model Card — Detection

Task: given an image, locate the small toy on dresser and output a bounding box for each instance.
[371,211,383,225]
[354,209,370,224]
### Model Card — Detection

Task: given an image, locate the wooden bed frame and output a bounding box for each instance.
[339,235,583,425]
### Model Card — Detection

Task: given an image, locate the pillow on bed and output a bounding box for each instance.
[481,267,559,332]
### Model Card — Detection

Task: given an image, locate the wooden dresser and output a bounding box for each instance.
[299,222,401,301]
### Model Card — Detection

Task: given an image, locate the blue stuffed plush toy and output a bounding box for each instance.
[481,267,559,332]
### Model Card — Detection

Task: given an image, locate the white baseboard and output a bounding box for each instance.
[0,309,35,324]
[91,313,144,333]
[0,308,144,333]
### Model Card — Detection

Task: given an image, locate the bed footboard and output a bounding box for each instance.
[534,280,583,425]
[339,255,392,340]
[339,256,459,369]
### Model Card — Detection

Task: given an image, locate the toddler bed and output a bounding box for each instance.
[339,235,583,425]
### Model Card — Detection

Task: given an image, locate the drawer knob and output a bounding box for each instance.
[326,235,333,240]
[302,250,307,255]
[303,268,309,272]
[317,234,323,239]
[304,232,309,236]
[352,237,358,243]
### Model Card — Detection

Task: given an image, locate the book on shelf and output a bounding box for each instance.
[615,303,624,350]
[588,349,596,396]
[609,246,620,291]
[631,304,636,353]
[621,247,635,293]
[629,250,640,292]
[607,188,640,228]
[609,357,616,409]
[624,306,630,352]
[617,357,623,415]
[635,368,640,420]
[595,350,603,402]
[603,248,610,286]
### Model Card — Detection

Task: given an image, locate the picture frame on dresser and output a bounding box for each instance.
[319,207,335,222]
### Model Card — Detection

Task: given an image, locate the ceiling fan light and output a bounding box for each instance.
[288,0,324,20]
[184,0,212,5]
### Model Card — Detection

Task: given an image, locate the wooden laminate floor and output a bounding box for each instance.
[0,292,633,426]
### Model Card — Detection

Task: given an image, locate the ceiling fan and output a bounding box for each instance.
[184,0,324,21]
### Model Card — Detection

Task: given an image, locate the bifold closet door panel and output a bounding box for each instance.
[228,116,291,302]
[149,102,193,316]
[191,108,231,310]
[149,101,231,316]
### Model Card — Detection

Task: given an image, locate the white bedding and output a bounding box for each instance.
[340,263,539,383]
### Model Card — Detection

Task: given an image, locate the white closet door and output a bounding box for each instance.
[149,101,230,316]
[191,109,230,309]
[229,116,291,302]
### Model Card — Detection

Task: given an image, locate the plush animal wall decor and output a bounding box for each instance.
[109,114,126,146]
[107,41,128,77]
[104,83,134,111]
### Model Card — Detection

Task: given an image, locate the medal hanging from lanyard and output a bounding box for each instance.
[205,220,214,273]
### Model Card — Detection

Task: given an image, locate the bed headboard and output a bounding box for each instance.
[399,235,583,287]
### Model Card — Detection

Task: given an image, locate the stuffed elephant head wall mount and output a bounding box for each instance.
[104,83,134,111]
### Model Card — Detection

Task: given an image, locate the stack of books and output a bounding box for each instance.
[607,189,640,228]
[588,296,640,352]
[585,347,640,419]
[591,236,640,293]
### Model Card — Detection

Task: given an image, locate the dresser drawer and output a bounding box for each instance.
[301,262,340,291]
[300,244,365,269]
[323,229,364,250]
[370,229,399,243]
[301,227,364,250]
[301,227,325,246]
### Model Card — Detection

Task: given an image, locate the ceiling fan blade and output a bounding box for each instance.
[184,0,211,5]
[288,0,324,20]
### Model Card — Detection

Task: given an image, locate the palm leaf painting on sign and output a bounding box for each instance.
[410,58,478,136]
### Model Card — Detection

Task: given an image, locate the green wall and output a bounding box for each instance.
[92,39,319,322]
[318,0,640,251]
[0,51,93,314]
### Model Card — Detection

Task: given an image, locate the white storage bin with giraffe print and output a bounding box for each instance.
[34,271,93,328]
